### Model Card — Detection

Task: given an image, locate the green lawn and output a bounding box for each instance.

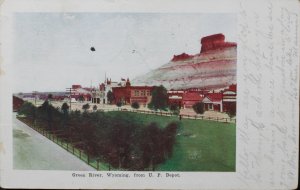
[110,112,236,171]
[19,111,235,171]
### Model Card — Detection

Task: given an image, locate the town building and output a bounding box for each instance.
[182,92,204,109]
[167,88,208,109]
[91,86,101,104]
[202,93,223,112]
[91,78,122,104]
[71,84,92,102]
[13,95,24,112]
[222,84,237,112]
[167,90,184,108]
[112,78,153,106]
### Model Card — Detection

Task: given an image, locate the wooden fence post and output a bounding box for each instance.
[97,160,99,171]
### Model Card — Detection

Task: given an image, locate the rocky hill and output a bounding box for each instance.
[132,33,237,90]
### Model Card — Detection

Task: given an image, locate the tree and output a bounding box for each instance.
[169,103,180,115]
[192,102,205,114]
[131,101,140,109]
[60,103,69,128]
[140,122,165,170]
[93,105,97,111]
[227,103,236,118]
[107,113,139,169]
[47,94,53,104]
[107,90,115,104]
[162,122,178,158]
[38,100,55,130]
[148,85,168,110]
[78,95,85,102]
[18,102,36,122]
[48,94,53,99]
[61,102,69,115]
[82,103,90,112]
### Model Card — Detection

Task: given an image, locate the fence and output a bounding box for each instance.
[98,108,236,123]
[19,118,112,171]
[29,99,235,124]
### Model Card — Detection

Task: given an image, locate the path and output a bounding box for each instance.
[13,113,95,170]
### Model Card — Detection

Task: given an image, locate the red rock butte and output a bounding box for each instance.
[171,33,236,62]
[200,33,237,53]
[133,33,237,90]
[171,53,194,62]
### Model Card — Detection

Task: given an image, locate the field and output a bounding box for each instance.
[17,107,236,171]
[110,112,236,171]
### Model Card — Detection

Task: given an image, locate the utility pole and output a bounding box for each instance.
[66,87,75,111]
[32,91,38,107]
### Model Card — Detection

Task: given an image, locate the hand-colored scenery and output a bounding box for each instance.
[13,13,236,171]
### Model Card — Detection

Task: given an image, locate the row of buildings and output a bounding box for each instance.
[81,77,236,113]
[90,78,153,106]
[167,84,236,112]
[15,77,236,113]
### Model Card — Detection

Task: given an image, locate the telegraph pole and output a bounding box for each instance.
[32,91,38,107]
[66,87,75,111]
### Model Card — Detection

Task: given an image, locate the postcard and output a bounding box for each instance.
[0,0,299,189]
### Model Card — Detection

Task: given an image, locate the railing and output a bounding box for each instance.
[178,114,236,123]
[97,108,236,123]
[18,117,113,171]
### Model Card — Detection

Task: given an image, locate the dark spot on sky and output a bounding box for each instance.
[90,47,96,51]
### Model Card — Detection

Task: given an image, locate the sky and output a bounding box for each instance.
[13,13,236,93]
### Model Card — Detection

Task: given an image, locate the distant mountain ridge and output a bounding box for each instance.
[132,33,237,90]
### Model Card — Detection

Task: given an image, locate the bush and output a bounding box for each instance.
[131,101,140,109]
[169,103,180,115]
[192,102,205,114]
[82,103,90,112]
[116,101,122,107]
[227,103,236,118]
[93,105,97,111]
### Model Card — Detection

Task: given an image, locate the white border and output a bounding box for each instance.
[0,0,299,189]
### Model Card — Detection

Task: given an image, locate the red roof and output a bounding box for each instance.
[83,87,93,92]
[182,92,204,101]
[72,84,82,89]
[113,86,153,90]
[206,93,223,102]
[228,84,237,92]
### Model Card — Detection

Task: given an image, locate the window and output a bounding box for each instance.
[146,90,150,96]
[140,90,145,96]
[134,90,139,96]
